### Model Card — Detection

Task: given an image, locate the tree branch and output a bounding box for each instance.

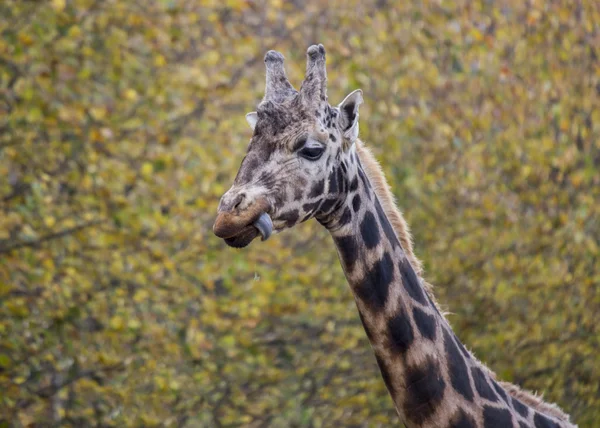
[0,220,105,254]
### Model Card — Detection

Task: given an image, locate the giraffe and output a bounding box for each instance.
[213,45,576,428]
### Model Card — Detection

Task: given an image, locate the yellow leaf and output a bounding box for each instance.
[44,216,56,228]
[141,162,153,179]
[68,26,81,38]
[128,318,141,329]
[52,0,66,10]
[154,376,167,391]
[109,315,124,331]
[133,289,149,303]
[154,54,166,67]
[124,89,138,101]
[205,51,220,66]
[89,106,106,120]
[42,258,54,270]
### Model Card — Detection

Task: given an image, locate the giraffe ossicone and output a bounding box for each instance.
[213,44,576,427]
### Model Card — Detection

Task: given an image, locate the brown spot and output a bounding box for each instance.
[403,356,446,425]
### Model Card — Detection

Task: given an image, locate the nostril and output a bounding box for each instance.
[233,193,245,210]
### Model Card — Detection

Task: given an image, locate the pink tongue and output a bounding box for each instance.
[253,213,273,241]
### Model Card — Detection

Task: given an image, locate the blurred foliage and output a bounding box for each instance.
[0,0,598,426]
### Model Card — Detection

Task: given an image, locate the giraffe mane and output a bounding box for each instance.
[355,139,572,424]
[354,141,424,278]
[499,381,572,422]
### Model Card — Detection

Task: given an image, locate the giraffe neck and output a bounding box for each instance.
[319,147,571,428]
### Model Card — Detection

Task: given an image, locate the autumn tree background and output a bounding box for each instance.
[1,0,599,426]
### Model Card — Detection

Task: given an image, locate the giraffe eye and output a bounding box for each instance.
[298,145,324,161]
[297,138,324,161]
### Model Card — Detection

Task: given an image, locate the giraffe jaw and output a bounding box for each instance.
[223,226,260,248]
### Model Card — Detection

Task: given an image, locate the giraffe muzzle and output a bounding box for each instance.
[213,199,273,248]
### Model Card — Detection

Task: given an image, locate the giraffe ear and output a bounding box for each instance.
[246,112,258,130]
[338,89,363,143]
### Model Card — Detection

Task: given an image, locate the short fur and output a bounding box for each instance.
[355,139,571,423]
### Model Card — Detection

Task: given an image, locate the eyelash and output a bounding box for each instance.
[296,137,324,161]
[299,145,324,160]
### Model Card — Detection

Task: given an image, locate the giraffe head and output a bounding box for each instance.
[213,45,363,247]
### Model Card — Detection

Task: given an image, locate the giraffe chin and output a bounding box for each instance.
[223,226,260,248]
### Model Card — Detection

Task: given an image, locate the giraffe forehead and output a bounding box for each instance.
[256,100,311,132]
[251,121,311,153]
[254,100,337,144]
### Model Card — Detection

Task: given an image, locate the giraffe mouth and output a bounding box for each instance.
[253,212,273,241]
[218,212,273,248]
